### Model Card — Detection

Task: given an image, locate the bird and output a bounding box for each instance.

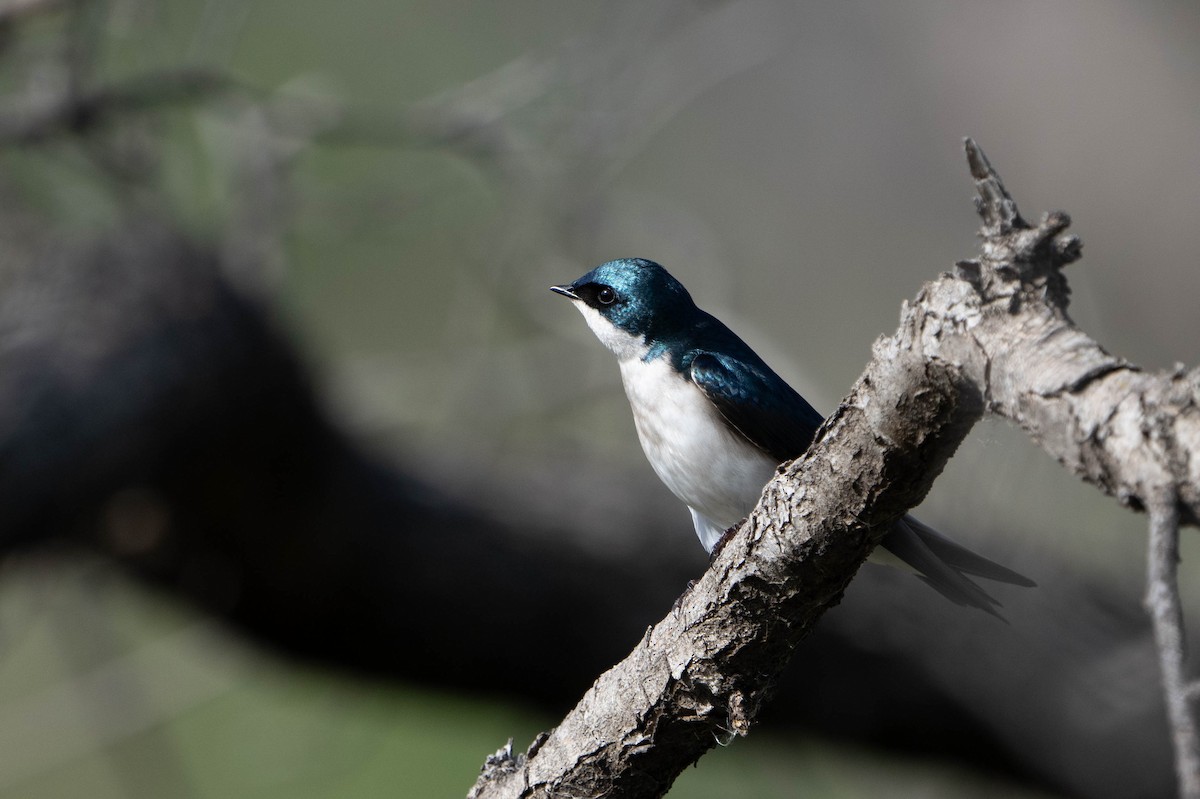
[551,257,1034,616]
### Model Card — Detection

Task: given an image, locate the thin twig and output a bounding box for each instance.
[1145,487,1200,799]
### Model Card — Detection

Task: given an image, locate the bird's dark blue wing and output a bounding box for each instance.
[688,350,825,463]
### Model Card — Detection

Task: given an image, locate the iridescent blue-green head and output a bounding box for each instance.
[551,258,697,360]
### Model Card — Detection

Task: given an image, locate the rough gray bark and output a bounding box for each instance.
[1147,488,1200,799]
[467,140,1200,798]
[954,145,1200,526]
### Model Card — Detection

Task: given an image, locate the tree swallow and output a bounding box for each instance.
[552,257,1033,616]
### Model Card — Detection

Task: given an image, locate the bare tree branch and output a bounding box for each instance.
[467,140,1200,798]
[469,326,973,799]
[1147,488,1200,798]
[955,141,1200,525]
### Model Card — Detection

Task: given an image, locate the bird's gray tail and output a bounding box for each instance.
[880,514,1036,620]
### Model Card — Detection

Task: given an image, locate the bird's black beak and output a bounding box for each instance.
[550,284,579,300]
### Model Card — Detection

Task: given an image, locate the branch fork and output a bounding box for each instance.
[468,139,1200,799]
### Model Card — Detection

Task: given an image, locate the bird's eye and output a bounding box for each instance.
[597,287,616,305]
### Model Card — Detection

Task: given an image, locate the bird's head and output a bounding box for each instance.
[551,258,696,359]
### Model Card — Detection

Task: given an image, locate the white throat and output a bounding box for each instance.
[570,302,647,361]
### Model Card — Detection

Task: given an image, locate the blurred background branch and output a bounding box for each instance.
[0,67,233,144]
[0,1,1197,798]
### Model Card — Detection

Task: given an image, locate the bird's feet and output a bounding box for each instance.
[676,521,745,612]
[709,521,745,561]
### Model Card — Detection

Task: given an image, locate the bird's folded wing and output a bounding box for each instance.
[688,351,824,463]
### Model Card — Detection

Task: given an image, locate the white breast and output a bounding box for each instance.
[618,354,776,546]
[568,299,776,551]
